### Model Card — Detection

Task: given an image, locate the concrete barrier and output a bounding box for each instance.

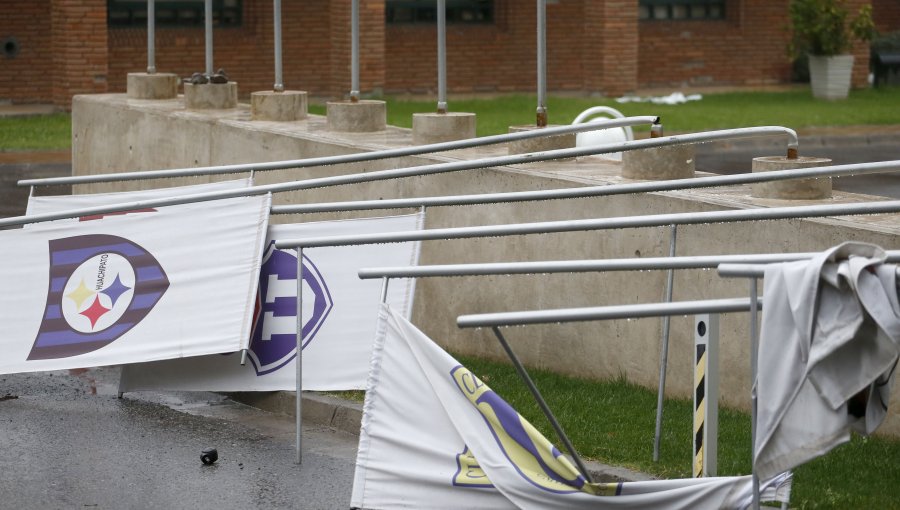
[71,94,900,437]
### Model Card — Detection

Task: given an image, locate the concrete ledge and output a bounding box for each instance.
[507,125,575,155]
[184,82,239,109]
[412,112,476,144]
[622,145,695,180]
[251,90,308,121]
[326,100,386,132]
[127,73,179,100]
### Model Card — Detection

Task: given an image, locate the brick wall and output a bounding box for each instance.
[51,0,109,108]
[107,0,343,99]
[0,1,53,104]
[873,0,900,34]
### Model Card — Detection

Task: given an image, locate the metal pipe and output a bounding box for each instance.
[350,0,360,101]
[536,0,547,127]
[20,116,660,187]
[749,278,761,510]
[356,250,900,279]
[296,248,304,465]
[717,264,770,278]
[458,297,762,328]
[653,224,677,462]
[274,159,900,215]
[379,277,390,303]
[274,0,284,92]
[491,327,593,483]
[276,199,900,249]
[205,0,213,75]
[147,0,156,74]
[437,0,447,113]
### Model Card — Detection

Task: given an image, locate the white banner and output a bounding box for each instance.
[119,213,424,392]
[25,178,253,218]
[352,305,768,510]
[0,196,270,375]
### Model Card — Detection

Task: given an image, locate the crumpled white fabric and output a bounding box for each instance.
[755,242,900,480]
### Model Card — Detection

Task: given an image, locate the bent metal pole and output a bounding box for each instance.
[19,116,660,187]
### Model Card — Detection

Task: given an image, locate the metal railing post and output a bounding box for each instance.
[147,0,156,74]
[204,0,214,75]
[437,0,447,113]
[350,0,360,101]
[693,313,718,478]
[273,0,284,92]
[536,0,547,127]
[295,247,304,465]
[653,224,677,462]
[750,277,761,510]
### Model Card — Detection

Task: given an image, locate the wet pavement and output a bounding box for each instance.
[0,367,357,509]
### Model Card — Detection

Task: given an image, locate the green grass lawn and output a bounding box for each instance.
[0,113,72,151]
[309,87,900,136]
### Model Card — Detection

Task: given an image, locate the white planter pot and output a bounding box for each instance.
[808,54,855,100]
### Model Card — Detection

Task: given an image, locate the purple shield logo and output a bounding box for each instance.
[29,234,170,360]
[247,241,333,375]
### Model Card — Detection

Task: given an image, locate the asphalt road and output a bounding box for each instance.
[695,144,900,198]
[0,368,357,509]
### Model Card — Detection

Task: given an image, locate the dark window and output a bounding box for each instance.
[639,0,724,21]
[386,0,493,24]
[108,0,243,28]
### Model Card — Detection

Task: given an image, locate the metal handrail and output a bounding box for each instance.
[272,159,900,215]
[275,199,900,249]
[356,251,900,279]
[18,116,661,187]
[456,297,761,328]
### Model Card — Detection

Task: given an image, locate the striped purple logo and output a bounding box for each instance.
[28,235,170,360]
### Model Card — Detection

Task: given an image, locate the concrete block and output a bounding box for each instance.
[412,112,476,144]
[751,156,832,199]
[507,125,575,155]
[184,82,238,110]
[126,73,179,100]
[622,144,695,180]
[326,100,386,132]
[251,90,308,121]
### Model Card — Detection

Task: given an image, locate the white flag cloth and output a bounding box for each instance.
[755,242,899,480]
[119,213,423,392]
[352,305,762,510]
[0,196,270,375]
[25,178,253,218]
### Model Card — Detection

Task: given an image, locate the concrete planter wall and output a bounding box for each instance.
[808,54,854,100]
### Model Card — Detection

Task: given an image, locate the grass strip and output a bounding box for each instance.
[0,113,72,151]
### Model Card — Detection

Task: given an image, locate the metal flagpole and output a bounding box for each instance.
[147,0,156,74]
[437,0,447,113]
[295,248,304,464]
[536,0,547,127]
[274,0,284,92]
[350,0,360,101]
[204,0,214,75]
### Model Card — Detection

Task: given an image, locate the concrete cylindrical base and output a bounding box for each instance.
[326,100,386,132]
[751,156,833,199]
[622,145,695,180]
[127,72,179,100]
[183,82,239,109]
[251,90,308,121]
[507,125,575,155]
[412,112,477,145]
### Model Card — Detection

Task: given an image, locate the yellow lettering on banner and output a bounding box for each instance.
[453,446,493,487]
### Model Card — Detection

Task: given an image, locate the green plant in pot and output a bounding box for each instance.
[789,0,875,99]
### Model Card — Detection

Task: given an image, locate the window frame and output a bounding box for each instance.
[107,0,243,29]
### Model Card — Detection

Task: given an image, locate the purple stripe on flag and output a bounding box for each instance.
[44,305,61,320]
[131,292,164,310]
[51,243,144,266]
[35,323,132,347]
[136,266,165,281]
[51,277,67,293]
